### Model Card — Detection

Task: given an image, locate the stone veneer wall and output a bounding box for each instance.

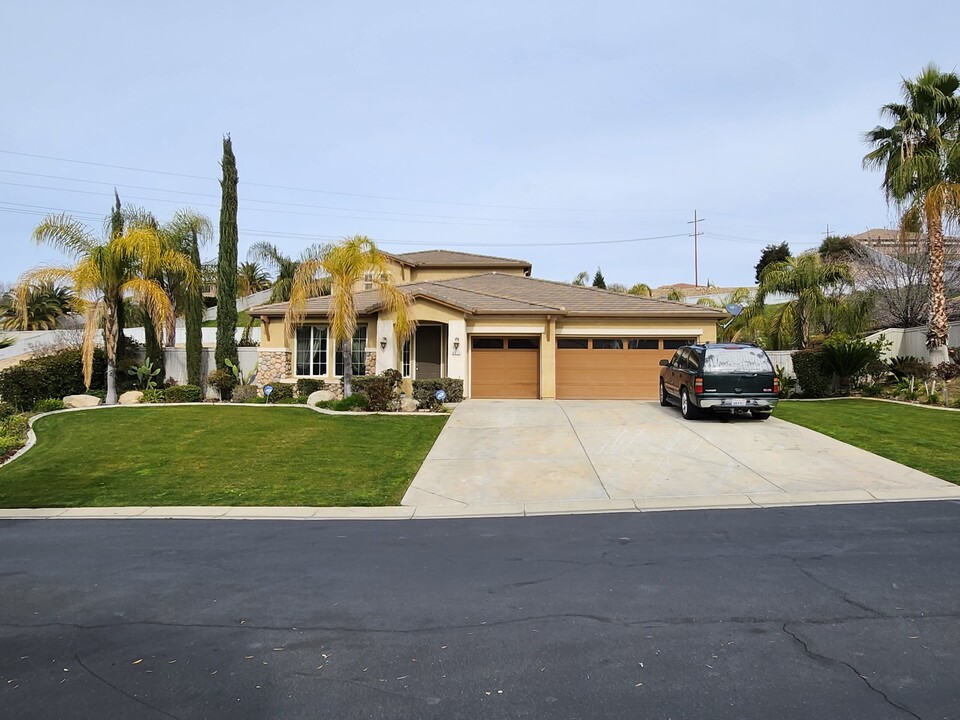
[257,349,291,386]
[365,351,377,376]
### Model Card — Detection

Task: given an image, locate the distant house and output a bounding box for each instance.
[251,250,724,400]
[850,228,960,257]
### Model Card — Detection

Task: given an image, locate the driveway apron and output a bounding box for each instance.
[403,399,955,507]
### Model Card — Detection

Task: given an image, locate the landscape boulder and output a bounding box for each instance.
[62,394,102,409]
[119,390,143,405]
[308,390,337,406]
[400,397,420,413]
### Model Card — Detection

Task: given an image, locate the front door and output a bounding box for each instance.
[415,325,442,379]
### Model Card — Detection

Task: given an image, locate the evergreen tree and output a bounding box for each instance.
[591,268,606,289]
[215,135,239,369]
[110,190,128,359]
[754,242,790,282]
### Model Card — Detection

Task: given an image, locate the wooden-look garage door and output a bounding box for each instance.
[471,337,540,399]
[556,338,692,400]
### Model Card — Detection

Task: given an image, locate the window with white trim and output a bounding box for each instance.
[295,326,328,376]
[335,326,368,376]
[402,339,411,377]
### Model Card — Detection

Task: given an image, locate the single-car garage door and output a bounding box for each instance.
[471,337,540,399]
[556,337,691,400]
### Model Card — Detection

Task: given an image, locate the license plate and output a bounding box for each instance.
[730,399,747,406]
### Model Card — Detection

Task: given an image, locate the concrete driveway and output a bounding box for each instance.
[403,400,960,511]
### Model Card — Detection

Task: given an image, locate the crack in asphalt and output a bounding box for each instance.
[3,609,958,636]
[785,556,886,617]
[74,652,185,720]
[780,624,923,720]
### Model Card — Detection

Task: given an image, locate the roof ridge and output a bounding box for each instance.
[395,249,531,265]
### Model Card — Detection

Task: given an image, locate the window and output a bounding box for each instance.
[335,325,368,376]
[703,347,773,374]
[402,339,411,377]
[663,338,694,350]
[628,338,659,350]
[592,338,623,350]
[295,326,327,376]
[472,338,504,349]
[362,271,374,291]
[508,338,539,350]
[557,338,588,350]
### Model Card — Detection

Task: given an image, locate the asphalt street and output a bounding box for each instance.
[1,502,958,719]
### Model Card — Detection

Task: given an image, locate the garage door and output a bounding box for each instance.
[471,337,540,399]
[556,338,691,400]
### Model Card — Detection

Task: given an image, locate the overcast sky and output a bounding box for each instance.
[2,1,958,290]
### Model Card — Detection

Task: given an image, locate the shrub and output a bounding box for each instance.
[412,378,464,408]
[791,349,831,398]
[207,368,237,400]
[265,382,294,402]
[32,398,67,413]
[141,388,165,403]
[163,385,202,403]
[316,394,370,411]
[0,401,15,419]
[775,366,797,399]
[887,356,931,382]
[231,384,260,403]
[296,378,326,397]
[277,396,306,404]
[0,414,29,457]
[0,348,109,410]
[820,338,880,395]
[860,383,885,397]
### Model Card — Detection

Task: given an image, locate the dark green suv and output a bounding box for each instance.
[658,342,779,420]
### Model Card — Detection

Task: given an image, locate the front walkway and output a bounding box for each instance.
[402,400,960,511]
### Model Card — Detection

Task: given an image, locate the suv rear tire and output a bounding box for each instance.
[680,388,700,420]
[659,381,671,407]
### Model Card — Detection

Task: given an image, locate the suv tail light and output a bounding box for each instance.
[773,377,780,395]
[694,377,704,394]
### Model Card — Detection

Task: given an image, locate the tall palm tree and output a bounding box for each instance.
[571,271,589,287]
[160,210,213,348]
[628,282,652,297]
[237,261,271,297]
[864,64,960,365]
[285,235,413,398]
[16,213,196,404]
[755,253,853,348]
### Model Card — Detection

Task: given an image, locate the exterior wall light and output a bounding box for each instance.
[453,337,460,350]
[380,337,388,349]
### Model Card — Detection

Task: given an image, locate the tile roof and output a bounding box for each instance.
[393,249,532,268]
[254,273,725,319]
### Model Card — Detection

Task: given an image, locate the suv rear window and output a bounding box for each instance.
[703,347,774,374]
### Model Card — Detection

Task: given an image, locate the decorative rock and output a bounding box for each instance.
[119,390,144,405]
[308,390,337,406]
[400,397,420,413]
[63,394,102,408]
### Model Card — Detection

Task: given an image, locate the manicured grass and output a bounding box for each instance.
[0,406,446,507]
[202,309,260,327]
[775,399,960,485]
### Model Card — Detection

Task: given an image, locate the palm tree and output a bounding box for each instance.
[237,261,271,297]
[248,242,311,303]
[0,283,76,330]
[863,64,960,365]
[628,283,652,297]
[755,253,853,348]
[16,213,196,404]
[159,210,213,348]
[666,289,686,302]
[571,271,589,287]
[285,235,413,398]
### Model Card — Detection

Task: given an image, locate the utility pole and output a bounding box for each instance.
[822,224,831,238]
[687,210,705,286]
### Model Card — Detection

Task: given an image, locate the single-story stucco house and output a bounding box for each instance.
[251,250,725,400]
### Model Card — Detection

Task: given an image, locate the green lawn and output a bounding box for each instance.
[0,406,446,507]
[775,399,960,485]
[202,309,261,327]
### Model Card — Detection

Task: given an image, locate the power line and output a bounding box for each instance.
[0,148,653,214]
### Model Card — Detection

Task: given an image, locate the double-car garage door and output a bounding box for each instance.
[556,337,688,399]
[471,336,693,400]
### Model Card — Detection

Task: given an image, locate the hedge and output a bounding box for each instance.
[413,378,464,408]
[265,382,294,401]
[163,385,203,403]
[791,349,832,398]
[296,378,326,397]
[0,349,108,411]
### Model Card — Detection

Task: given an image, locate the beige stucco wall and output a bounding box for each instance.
[409,267,527,283]
[258,317,288,349]
[555,317,715,340]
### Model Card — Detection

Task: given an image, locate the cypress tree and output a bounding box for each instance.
[185,227,204,386]
[215,134,239,369]
[591,268,607,289]
[110,190,128,360]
